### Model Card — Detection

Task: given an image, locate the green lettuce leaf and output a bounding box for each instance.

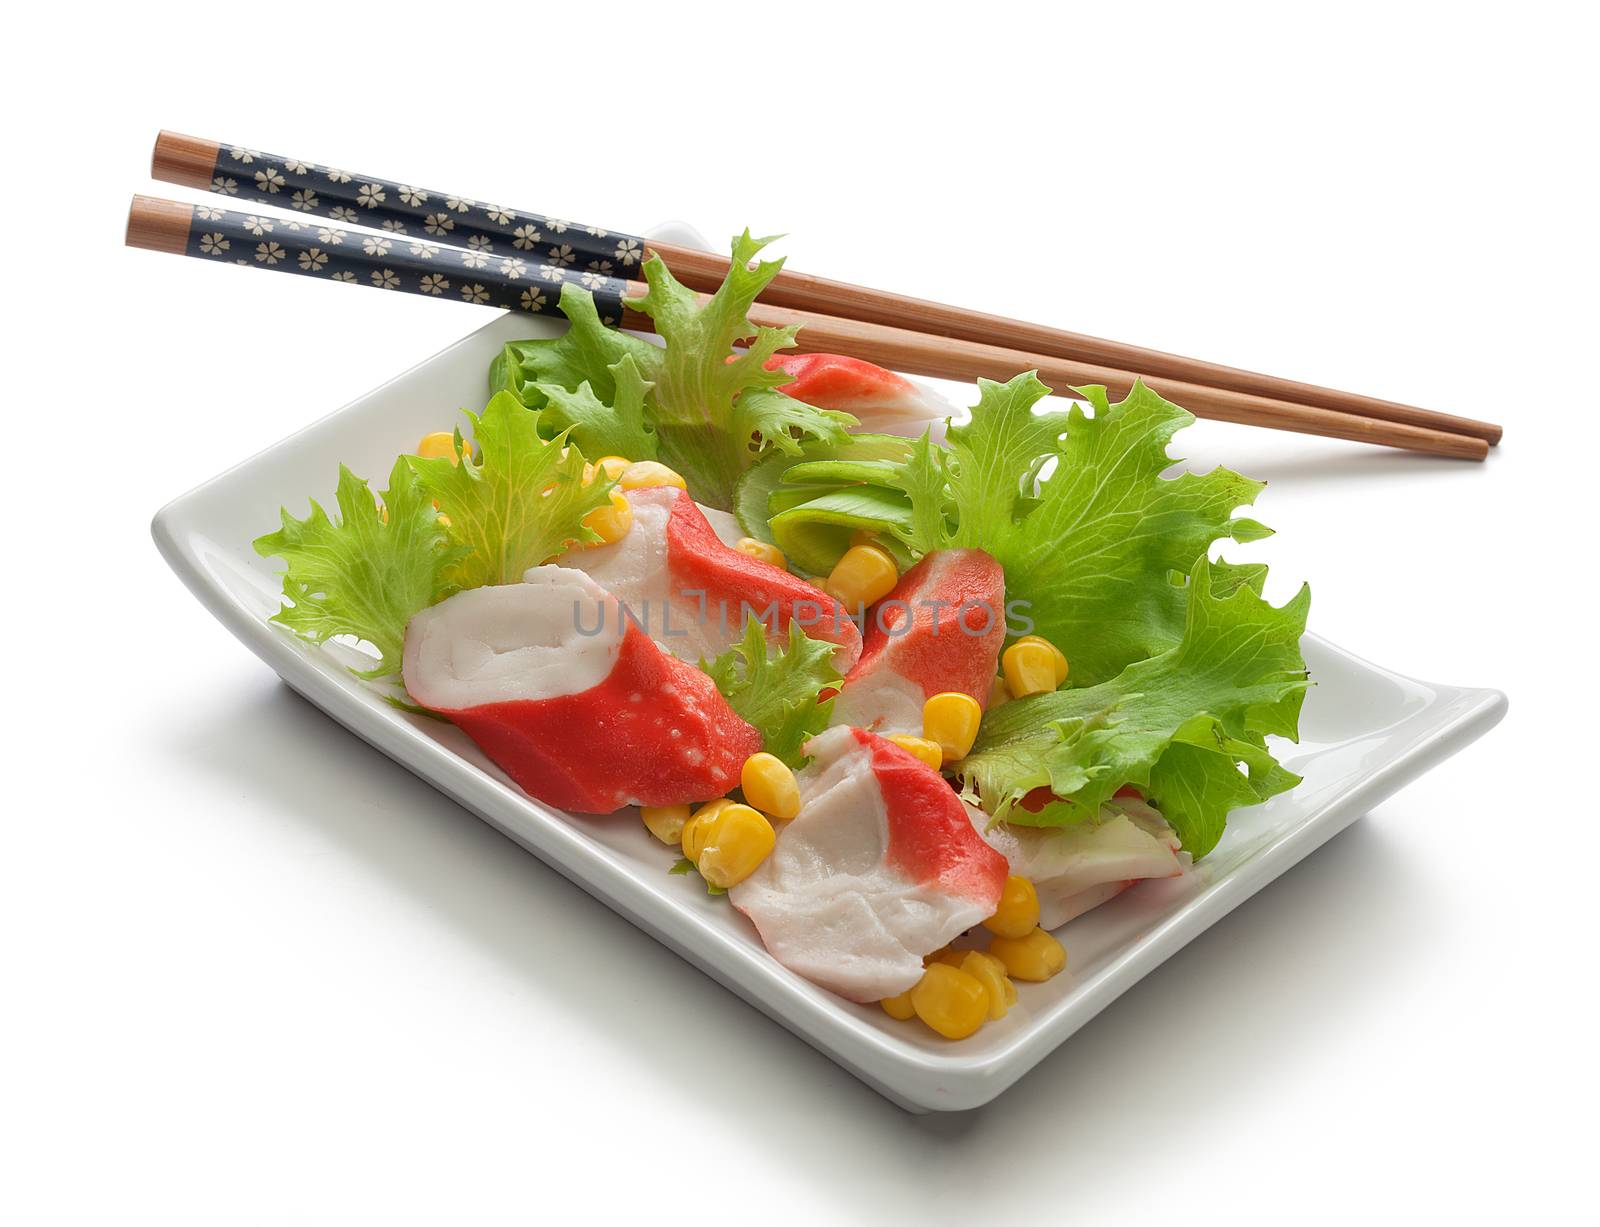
[408,391,614,588]
[904,373,1269,686]
[956,557,1311,858]
[490,284,662,410]
[700,619,842,767]
[624,231,857,508]
[532,354,658,462]
[253,458,466,680]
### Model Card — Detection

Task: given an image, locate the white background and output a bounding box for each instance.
[5,3,1596,1223]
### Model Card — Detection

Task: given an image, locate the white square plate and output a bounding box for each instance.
[152,251,1506,1112]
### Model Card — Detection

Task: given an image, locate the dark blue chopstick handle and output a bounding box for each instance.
[180,201,633,320]
[201,143,647,280]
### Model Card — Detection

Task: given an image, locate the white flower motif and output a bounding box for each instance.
[255,241,286,265]
[519,287,548,313]
[291,188,319,212]
[372,267,400,290]
[199,232,230,256]
[408,241,440,259]
[420,272,450,296]
[234,259,251,267]
[284,159,311,175]
[613,237,641,266]
[501,257,527,279]
[485,205,515,225]
[213,176,238,195]
[195,205,224,221]
[297,247,329,272]
[446,196,474,213]
[587,258,615,276]
[331,270,357,283]
[512,224,541,250]
[361,236,393,256]
[546,243,575,267]
[325,167,352,184]
[380,218,408,234]
[459,250,489,269]
[584,224,608,237]
[424,212,455,236]
[316,227,347,245]
[357,182,387,208]
[546,217,570,233]
[228,146,258,163]
[241,216,273,236]
[460,282,490,304]
[254,167,286,193]
[537,263,566,282]
[329,206,359,223]
[283,220,306,232]
[466,234,493,252]
[579,269,606,289]
[398,184,428,206]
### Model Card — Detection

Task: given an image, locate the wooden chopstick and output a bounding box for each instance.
[150,129,1502,448]
[125,194,1488,461]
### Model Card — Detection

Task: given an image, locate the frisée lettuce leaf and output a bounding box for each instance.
[957,557,1310,858]
[492,232,856,510]
[253,458,466,680]
[701,619,842,768]
[408,391,616,589]
[901,373,1272,686]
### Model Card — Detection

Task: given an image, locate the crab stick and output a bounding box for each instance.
[830,549,1006,735]
[565,485,862,670]
[402,566,760,813]
[730,726,1008,1002]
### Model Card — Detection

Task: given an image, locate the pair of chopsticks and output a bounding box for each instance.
[126,131,1500,460]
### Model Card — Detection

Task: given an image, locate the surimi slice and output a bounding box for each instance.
[730,726,1008,1002]
[563,486,862,670]
[831,549,1006,735]
[402,566,760,813]
[968,798,1189,929]
[767,352,953,438]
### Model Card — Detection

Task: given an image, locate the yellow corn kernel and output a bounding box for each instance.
[680,799,734,862]
[619,460,687,491]
[922,691,982,762]
[1017,634,1069,685]
[960,950,1017,1020]
[885,734,943,772]
[824,543,899,609]
[1002,641,1059,699]
[416,431,466,463]
[880,989,916,1020]
[695,803,776,889]
[983,874,1041,940]
[640,803,691,846]
[848,528,878,547]
[581,488,633,545]
[988,675,1011,709]
[593,455,631,480]
[735,537,787,569]
[988,927,1067,982]
[927,947,968,967]
[741,752,801,820]
[909,964,990,1040]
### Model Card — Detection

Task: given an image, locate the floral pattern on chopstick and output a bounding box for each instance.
[205,145,647,274]
[184,204,629,321]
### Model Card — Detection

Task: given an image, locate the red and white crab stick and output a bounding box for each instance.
[402,567,760,813]
[831,550,1008,735]
[565,485,862,670]
[731,726,1009,1003]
